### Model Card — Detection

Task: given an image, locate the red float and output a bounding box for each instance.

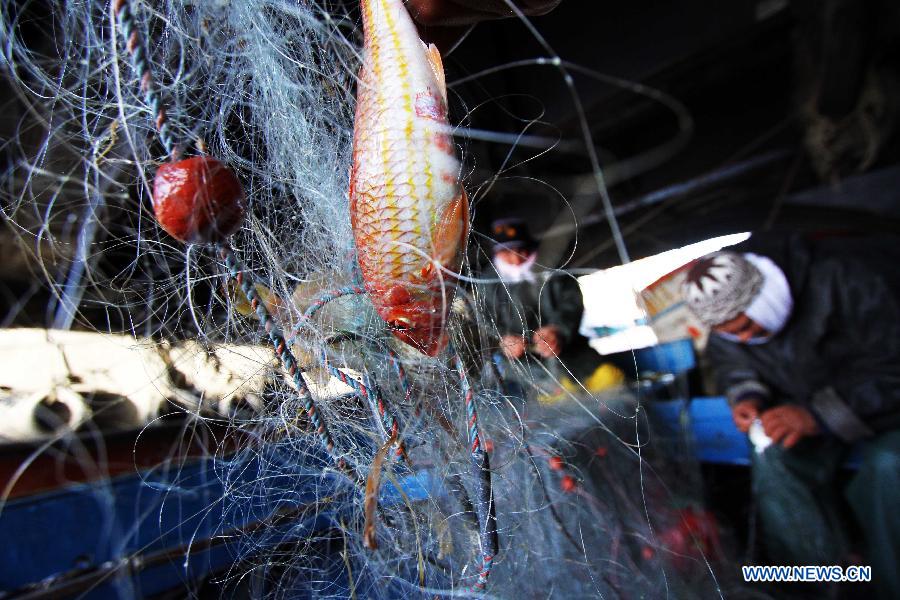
[657,507,723,571]
[152,156,246,244]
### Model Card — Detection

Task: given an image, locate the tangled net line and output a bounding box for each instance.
[0,0,737,597]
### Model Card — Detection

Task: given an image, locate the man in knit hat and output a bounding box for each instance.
[482,217,603,388]
[683,234,900,598]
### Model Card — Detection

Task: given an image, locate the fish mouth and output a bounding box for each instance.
[383,307,448,357]
[390,326,447,357]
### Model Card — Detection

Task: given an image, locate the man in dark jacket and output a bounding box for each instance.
[683,233,900,598]
[481,218,601,386]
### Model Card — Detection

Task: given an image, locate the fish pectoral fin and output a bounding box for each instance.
[424,42,448,104]
[431,188,469,268]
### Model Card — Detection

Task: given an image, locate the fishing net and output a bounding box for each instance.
[0,1,757,597]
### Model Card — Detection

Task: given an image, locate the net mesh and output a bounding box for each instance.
[0,1,753,597]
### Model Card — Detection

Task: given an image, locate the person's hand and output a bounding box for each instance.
[731,398,761,433]
[500,335,526,360]
[760,405,820,448]
[532,325,562,358]
[405,0,561,52]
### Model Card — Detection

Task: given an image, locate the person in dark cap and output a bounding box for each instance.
[682,233,900,598]
[482,217,603,390]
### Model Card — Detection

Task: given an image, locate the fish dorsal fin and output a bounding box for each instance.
[423,42,447,104]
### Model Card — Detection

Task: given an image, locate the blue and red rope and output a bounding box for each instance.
[112,0,178,159]
[318,348,409,461]
[113,0,359,484]
[218,245,362,483]
[454,352,499,592]
[114,1,500,591]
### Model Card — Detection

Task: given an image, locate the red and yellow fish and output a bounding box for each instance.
[349,0,469,356]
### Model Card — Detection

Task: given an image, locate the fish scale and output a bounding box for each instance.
[350,0,469,356]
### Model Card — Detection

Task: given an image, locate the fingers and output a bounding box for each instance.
[500,336,525,359]
[782,431,802,449]
[733,414,753,433]
[533,342,550,358]
[504,330,563,359]
[765,421,791,445]
[731,401,759,432]
[760,407,805,447]
[532,331,560,357]
[760,410,782,435]
[754,406,819,448]
[734,413,756,432]
[759,407,784,430]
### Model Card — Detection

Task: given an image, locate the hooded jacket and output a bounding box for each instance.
[707,233,900,442]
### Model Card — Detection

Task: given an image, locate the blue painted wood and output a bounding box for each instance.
[0,439,438,597]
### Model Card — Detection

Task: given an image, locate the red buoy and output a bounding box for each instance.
[560,474,577,493]
[152,156,246,244]
[548,455,564,471]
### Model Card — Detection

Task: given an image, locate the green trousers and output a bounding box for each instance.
[752,429,900,598]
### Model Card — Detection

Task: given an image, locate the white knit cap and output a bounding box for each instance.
[741,253,793,338]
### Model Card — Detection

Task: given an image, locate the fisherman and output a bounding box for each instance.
[482,218,613,394]
[682,233,900,598]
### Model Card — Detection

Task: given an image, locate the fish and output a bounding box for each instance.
[349,0,469,357]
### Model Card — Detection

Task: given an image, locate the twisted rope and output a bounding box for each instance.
[287,285,413,424]
[323,331,412,407]
[286,287,412,460]
[113,0,178,158]
[453,352,498,593]
[319,350,408,461]
[112,3,491,584]
[385,347,411,403]
[218,244,362,484]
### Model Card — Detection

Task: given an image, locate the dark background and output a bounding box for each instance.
[442,0,900,268]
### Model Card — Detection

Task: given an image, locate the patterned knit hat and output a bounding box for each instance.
[681,251,764,327]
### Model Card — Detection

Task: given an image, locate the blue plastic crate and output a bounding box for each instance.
[634,339,696,375]
[648,396,752,465]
